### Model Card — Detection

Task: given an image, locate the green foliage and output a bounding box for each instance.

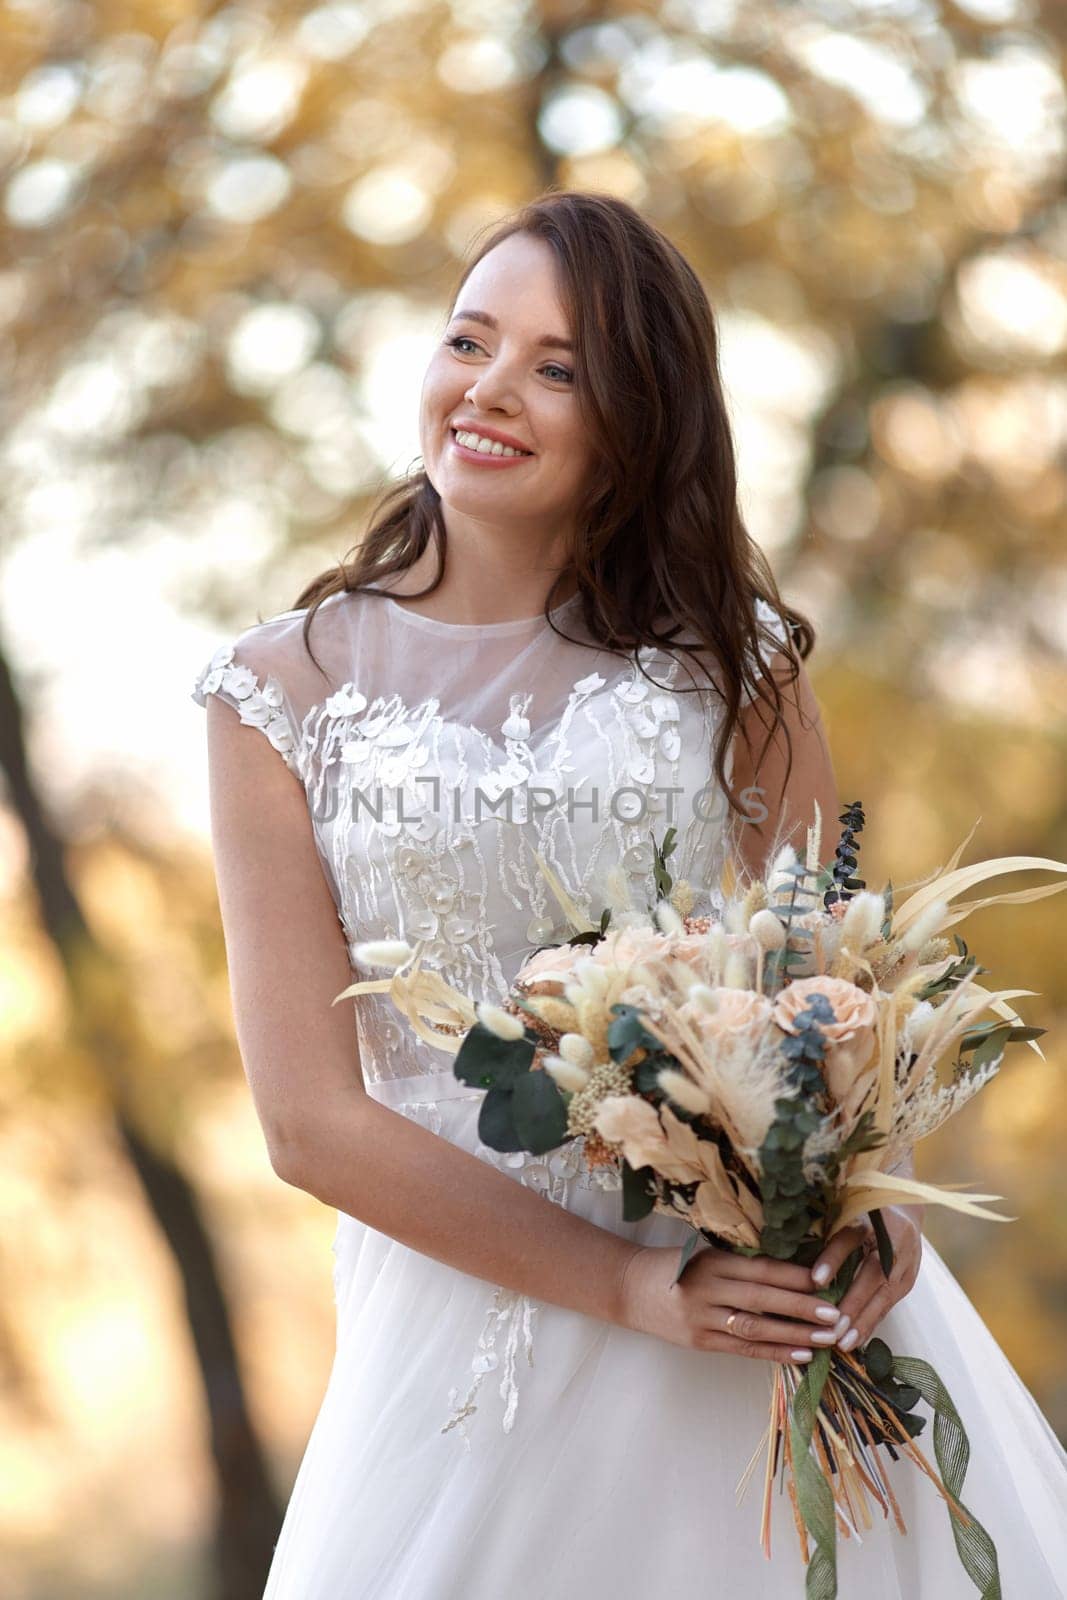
[869,1207,895,1279]
[512,1067,571,1153]
[763,859,825,996]
[607,1001,699,1113]
[861,1337,927,1441]
[651,825,678,905]
[607,1003,666,1069]
[453,1017,538,1092]
[454,1018,569,1155]
[915,935,987,1002]
[565,906,613,948]
[757,994,837,1259]
[823,801,867,911]
[957,1019,1046,1072]
[622,1158,657,1223]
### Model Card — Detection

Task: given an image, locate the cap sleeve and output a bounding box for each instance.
[191,628,302,779]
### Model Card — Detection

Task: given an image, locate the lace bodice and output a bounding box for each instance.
[192,585,790,1093]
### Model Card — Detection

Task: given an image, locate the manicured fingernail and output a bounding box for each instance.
[811,1328,838,1344]
[790,1350,813,1363]
[839,1327,860,1352]
[812,1264,831,1286]
[814,1304,840,1323]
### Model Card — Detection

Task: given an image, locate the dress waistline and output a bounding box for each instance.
[364,1068,484,1111]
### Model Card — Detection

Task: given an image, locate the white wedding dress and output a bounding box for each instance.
[192,585,1067,1598]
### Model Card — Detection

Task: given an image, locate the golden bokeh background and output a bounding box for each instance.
[1,0,1064,1594]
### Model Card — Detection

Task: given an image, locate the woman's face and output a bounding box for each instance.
[418,232,598,538]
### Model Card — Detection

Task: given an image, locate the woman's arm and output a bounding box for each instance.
[729,650,840,883]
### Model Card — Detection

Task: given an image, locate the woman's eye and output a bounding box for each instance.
[444,335,572,384]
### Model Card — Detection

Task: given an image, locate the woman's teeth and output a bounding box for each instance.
[453,428,530,458]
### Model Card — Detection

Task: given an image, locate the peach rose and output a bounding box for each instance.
[665,932,717,971]
[594,924,738,983]
[514,941,586,995]
[679,987,773,1045]
[589,925,671,969]
[772,975,878,1112]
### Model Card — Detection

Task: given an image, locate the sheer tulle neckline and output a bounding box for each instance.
[375,589,582,638]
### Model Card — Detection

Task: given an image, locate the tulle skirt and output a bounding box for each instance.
[262,1087,1067,1599]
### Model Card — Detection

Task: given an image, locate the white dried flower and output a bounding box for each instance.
[767,844,799,897]
[611,909,654,931]
[353,938,414,968]
[705,925,728,977]
[902,999,937,1051]
[558,1032,595,1068]
[573,961,610,997]
[839,891,886,952]
[543,1054,591,1092]
[686,982,720,1011]
[657,1067,712,1115]
[900,899,949,952]
[655,899,685,936]
[723,949,751,989]
[670,877,696,916]
[475,1001,526,1040]
[748,908,787,950]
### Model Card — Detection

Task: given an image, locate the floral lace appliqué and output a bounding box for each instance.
[193,644,300,775]
[386,1098,622,1446]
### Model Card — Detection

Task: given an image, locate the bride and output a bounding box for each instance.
[192,190,1067,1596]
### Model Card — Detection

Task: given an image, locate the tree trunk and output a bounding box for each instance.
[0,636,284,1597]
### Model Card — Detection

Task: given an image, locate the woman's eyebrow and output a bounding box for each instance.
[449,308,574,352]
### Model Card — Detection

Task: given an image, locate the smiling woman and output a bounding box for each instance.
[291,191,818,816]
[409,230,601,611]
[191,190,1067,1600]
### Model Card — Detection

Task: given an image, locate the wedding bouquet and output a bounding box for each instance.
[337,804,1067,1600]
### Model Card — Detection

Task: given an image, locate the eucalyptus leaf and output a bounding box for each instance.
[862,1336,893,1383]
[512,1068,570,1154]
[634,1054,671,1095]
[607,1005,662,1064]
[970,1022,1015,1073]
[870,1208,895,1279]
[621,1159,655,1222]
[478,1085,526,1152]
[454,1022,536,1091]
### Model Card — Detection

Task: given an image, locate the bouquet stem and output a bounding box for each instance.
[743,1343,1002,1600]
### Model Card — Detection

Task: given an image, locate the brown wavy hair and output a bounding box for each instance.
[292,188,815,821]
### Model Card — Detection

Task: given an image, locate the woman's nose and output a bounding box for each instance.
[465,365,521,413]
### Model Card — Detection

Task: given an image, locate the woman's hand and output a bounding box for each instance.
[618,1242,850,1365]
[809,1207,923,1353]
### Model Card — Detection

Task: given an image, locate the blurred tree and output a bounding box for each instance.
[0,631,284,1596]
